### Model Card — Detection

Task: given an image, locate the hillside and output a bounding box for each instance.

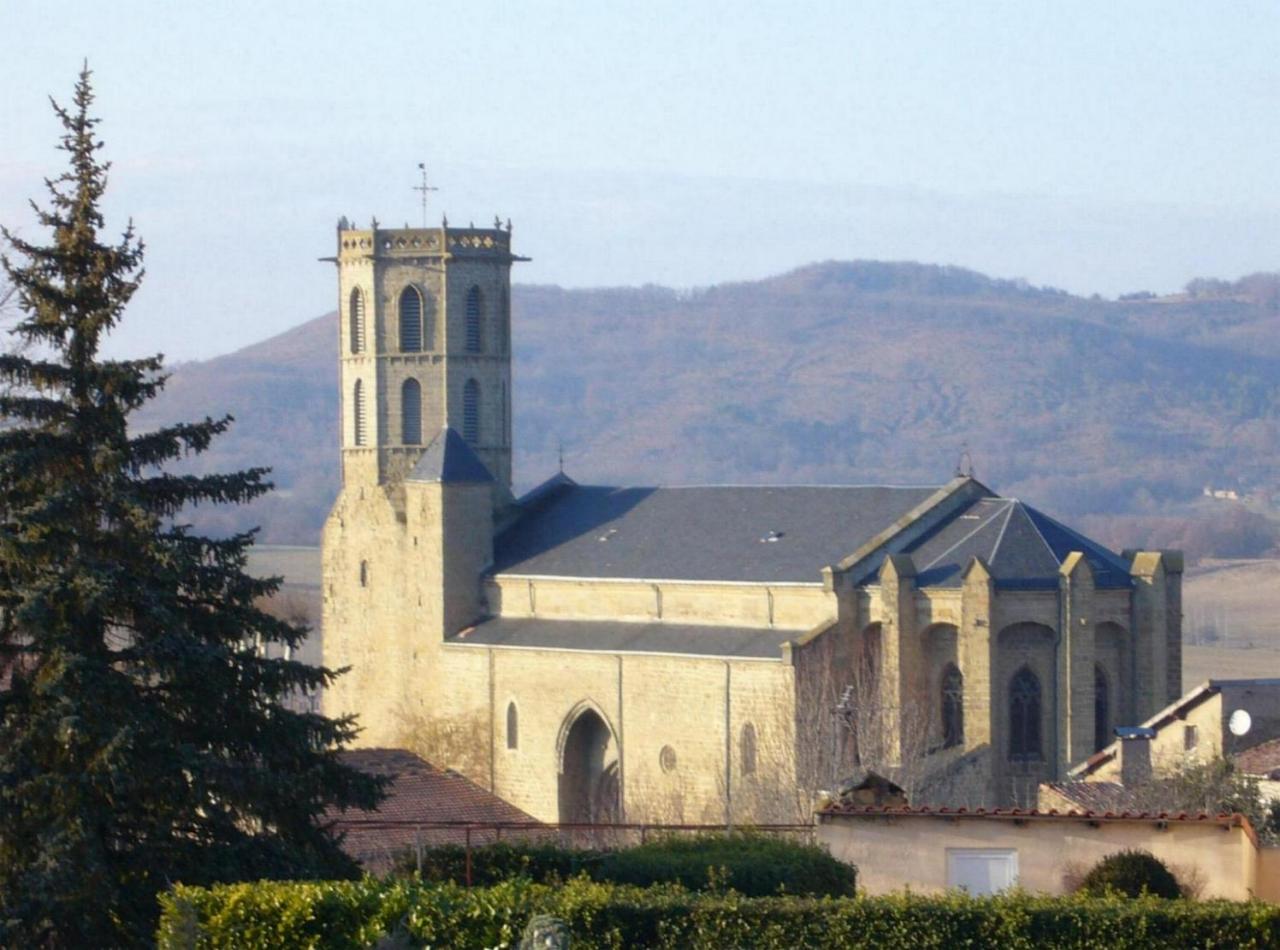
[138,261,1280,547]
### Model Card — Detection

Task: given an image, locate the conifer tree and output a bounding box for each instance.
[0,68,383,947]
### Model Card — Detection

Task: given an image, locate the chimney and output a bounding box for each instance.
[1115,727,1156,787]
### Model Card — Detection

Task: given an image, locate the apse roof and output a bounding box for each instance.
[900,497,1133,590]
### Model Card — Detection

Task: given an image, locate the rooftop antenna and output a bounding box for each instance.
[413,163,439,227]
[954,444,975,479]
[557,438,565,474]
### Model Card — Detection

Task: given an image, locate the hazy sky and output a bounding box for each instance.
[2,1,1278,360]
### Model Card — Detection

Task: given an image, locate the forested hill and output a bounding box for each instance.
[140,261,1280,552]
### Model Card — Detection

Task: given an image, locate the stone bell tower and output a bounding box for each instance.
[333,219,521,494]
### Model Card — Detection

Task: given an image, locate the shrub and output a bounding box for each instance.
[597,834,854,896]
[157,878,1280,950]
[391,834,853,897]
[1078,850,1182,899]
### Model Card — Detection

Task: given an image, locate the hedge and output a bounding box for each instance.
[397,834,854,897]
[157,877,1280,949]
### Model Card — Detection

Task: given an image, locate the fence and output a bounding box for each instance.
[326,819,817,880]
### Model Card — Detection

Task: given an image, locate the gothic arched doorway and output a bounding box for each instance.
[557,705,620,825]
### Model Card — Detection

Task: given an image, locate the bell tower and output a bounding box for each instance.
[333,219,522,493]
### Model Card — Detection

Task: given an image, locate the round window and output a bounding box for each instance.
[659,745,677,773]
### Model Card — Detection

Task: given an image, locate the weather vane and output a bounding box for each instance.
[413,163,439,227]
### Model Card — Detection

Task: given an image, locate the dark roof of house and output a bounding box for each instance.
[1040,781,1141,812]
[1234,737,1280,779]
[901,497,1133,590]
[492,476,1132,588]
[408,427,494,484]
[327,749,542,872]
[448,616,794,659]
[816,803,1257,845]
[493,481,944,583]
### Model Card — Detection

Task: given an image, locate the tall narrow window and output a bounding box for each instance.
[500,287,510,355]
[1009,667,1042,760]
[740,723,757,777]
[465,285,483,353]
[506,702,519,750]
[463,378,480,444]
[401,378,422,445]
[399,286,423,352]
[1094,666,1110,753]
[941,664,964,749]
[352,379,367,446]
[349,287,366,353]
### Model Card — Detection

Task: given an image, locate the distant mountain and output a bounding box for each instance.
[138,261,1280,547]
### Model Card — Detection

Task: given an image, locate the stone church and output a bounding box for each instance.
[321,220,1184,821]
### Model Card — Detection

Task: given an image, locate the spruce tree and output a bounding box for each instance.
[0,68,383,947]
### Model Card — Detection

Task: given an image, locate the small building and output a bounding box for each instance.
[817,804,1280,901]
[328,748,544,873]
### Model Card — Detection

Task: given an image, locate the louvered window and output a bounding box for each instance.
[465,285,483,353]
[399,287,423,352]
[353,379,367,446]
[1094,666,1110,753]
[463,378,480,444]
[401,378,422,445]
[349,288,366,353]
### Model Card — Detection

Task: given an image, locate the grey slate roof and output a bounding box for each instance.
[492,483,938,583]
[408,427,494,484]
[901,497,1133,589]
[447,616,795,659]
[493,476,1133,590]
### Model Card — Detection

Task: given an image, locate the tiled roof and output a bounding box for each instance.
[327,749,543,872]
[448,616,794,659]
[1040,781,1141,812]
[493,474,1131,589]
[816,803,1257,846]
[1235,737,1280,778]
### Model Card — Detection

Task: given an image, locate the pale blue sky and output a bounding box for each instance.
[2,1,1278,359]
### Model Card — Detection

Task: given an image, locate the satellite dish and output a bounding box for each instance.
[1229,709,1253,737]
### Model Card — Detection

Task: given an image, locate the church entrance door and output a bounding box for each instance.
[558,707,620,825]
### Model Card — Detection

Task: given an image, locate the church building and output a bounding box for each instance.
[321,220,1183,821]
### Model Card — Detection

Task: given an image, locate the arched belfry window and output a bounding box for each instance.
[399,286,423,352]
[1009,666,1042,760]
[349,288,366,354]
[1094,665,1110,753]
[352,379,367,446]
[941,664,964,749]
[465,285,483,353]
[401,378,422,445]
[740,723,757,777]
[506,702,519,750]
[463,378,480,444]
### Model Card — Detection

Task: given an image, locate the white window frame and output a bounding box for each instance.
[946,848,1018,896]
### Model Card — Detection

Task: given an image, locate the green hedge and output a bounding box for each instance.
[157,877,1280,949]
[398,834,854,897]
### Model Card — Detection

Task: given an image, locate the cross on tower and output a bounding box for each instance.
[413,163,439,227]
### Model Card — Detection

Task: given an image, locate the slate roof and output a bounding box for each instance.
[493,482,940,583]
[492,476,1132,589]
[900,497,1133,590]
[327,749,543,872]
[408,427,494,484]
[448,616,794,659]
[1039,781,1141,812]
